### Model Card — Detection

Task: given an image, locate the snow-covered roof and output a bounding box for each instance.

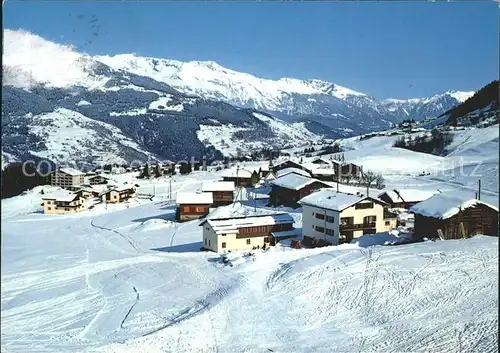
[299,189,386,211]
[263,172,276,181]
[276,167,311,178]
[378,189,439,203]
[310,169,336,176]
[200,204,294,235]
[271,229,300,238]
[42,191,80,202]
[409,193,499,219]
[58,167,85,176]
[222,167,254,179]
[270,173,322,191]
[311,157,332,164]
[202,181,235,192]
[176,192,213,205]
[202,202,287,221]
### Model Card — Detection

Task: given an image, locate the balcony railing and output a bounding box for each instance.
[340,222,376,230]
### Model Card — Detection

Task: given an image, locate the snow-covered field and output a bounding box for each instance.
[2,126,498,352]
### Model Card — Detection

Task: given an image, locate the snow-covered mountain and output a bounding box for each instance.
[2,29,475,167]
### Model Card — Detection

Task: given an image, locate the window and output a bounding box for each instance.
[385,221,390,226]
[195,207,202,212]
[183,206,189,212]
[315,226,325,233]
[355,202,374,209]
[221,233,226,236]
[325,215,335,223]
[209,239,211,247]
[364,216,377,224]
[204,238,207,245]
[47,207,51,211]
[246,239,251,245]
[315,213,325,220]
[325,228,335,236]
[65,208,70,211]
[264,237,271,243]
[222,242,226,249]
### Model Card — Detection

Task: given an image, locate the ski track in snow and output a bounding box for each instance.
[2,127,499,353]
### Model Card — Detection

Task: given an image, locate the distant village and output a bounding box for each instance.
[39,147,499,254]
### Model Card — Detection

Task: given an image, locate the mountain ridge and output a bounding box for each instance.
[1,29,479,168]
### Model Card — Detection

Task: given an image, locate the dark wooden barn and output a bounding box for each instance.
[410,194,498,241]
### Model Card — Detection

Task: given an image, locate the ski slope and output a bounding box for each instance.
[2,197,498,352]
[2,126,499,352]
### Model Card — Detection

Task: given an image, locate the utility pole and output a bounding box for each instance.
[478,179,481,200]
[169,176,172,200]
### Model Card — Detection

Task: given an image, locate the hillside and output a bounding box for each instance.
[441,80,499,127]
[2,29,476,167]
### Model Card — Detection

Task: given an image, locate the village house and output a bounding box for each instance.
[272,159,312,175]
[410,193,498,241]
[50,168,85,189]
[42,191,85,215]
[258,164,271,178]
[221,167,260,187]
[378,189,439,209]
[199,203,297,252]
[75,186,102,199]
[262,171,277,186]
[201,181,235,207]
[310,157,332,167]
[176,192,214,222]
[269,173,330,207]
[100,186,136,204]
[85,173,109,185]
[339,163,363,181]
[299,189,392,245]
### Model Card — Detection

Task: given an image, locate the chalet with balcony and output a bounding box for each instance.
[222,167,260,187]
[176,192,214,222]
[50,168,85,189]
[202,181,235,207]
[199,203,297,252]
[378,189,439,209]
[410,193,498,241]
[42,191,85,215]
[269,174,330,208]
[299,189,391,245]
[100,186,136,204]
[84,172,109,185]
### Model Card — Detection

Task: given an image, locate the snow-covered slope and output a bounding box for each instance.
[2,197,498,352]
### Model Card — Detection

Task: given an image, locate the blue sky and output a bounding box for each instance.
[4,1,498,99]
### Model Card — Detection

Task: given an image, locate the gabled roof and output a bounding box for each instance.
[42,191,80,202]
[311,157,332,164]
[176,192,213,205]
[378,189,439,204]
[58,167,85,176]
[202,181,235,192]
[263,172,277,181]
[270,173,325,191]
[409,193,499,219]
[221,167,255,179]
[199,203,294,235]
[276,167,311,178]
[202,202,286,222]
[299,188,386,211]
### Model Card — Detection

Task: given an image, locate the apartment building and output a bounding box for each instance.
[50,168,85,189]
[299,189,391,245]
